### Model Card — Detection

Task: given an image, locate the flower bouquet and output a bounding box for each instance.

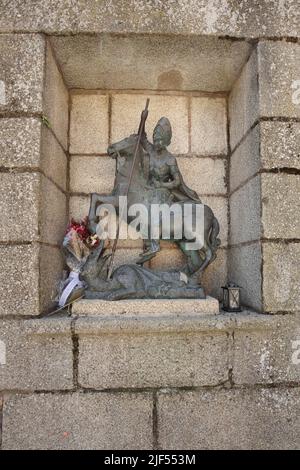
[58,217,100,307]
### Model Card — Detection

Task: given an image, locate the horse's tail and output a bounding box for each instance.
[208,216,221,262]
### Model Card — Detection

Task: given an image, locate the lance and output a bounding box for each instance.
[107,98,150,279]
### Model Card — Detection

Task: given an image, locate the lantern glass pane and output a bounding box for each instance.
[229,288,239,309]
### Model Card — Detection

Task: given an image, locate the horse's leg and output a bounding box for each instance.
[177,240,202,275]
[197,240,213,273]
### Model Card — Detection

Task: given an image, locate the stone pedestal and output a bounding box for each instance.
[72,296,220,316]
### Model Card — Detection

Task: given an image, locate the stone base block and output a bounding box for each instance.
[72,296,219,316]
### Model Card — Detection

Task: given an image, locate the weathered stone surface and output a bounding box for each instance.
[233,316,300,385]
[76,328,226,389]
[0,2,299,38]
[51,35,250,91]
[230,124,260,192]
[202,247,227,301]
[0,318,73,391]
[228,243,262,312]
[263,242,300,313]
[0,34,45,113]
[261,174,300,239]
[191,97,227,155]
[69,195,90,220]
[150,246,185,271]
[260,121,300,170]
[229,49,259,150]
[0,244,39,316]
[40,175,67,245]
[230,176,261,245]
[41,126,67,191]
[43,43,69,149]
[201,196,228,247]
[0,172,40,242]
[2,392,153,449]
[111,94,189,154]
[70,156,115,194]
[0,172,66,245]
[70,94,109,154]
[157,388,300,449]
[0,119,67,191]
[39,245,64,313]
[73,296,219,316]
[0,118,41,168]
[258,41,300,119]
[177,157,226,195]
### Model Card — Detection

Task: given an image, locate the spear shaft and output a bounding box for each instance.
[107,98,150,279]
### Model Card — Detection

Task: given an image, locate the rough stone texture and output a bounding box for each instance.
[39,245,64,313]
[260,121,300,171]
[229,49,259,150]
[0,119,67,191]
[40,175,67,245]
[263,242,300,313]
[150,247,185,272]
[111,94,189,154]
[202,248,227,301]
[43,43,69,150]
[73,296,219,316]
[70,156,116,194]
[70,94,109,154]
[191,97,227,155]
[0,244,39,316]
[77,330,226,389]
[0,118,41,168]
[0,318,73,391]
[177,157,226,195]
[261,174,300,239]
[2,392,153,450]
[258,41,300,119]
[50,35,251,91]
[230,176,261,245]
[0,172,40,242]
[157,388,300,449]
[0,34,45,113]
[0,1,299,38]
[41,126,67,191]
[201,196,228,247]
[228,243,262,311]
[0,243,64,316]
[69,195,90,220]
[233,316,300,385]
[230,124,260,192]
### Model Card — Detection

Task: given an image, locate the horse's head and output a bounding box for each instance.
[107,134,138,160]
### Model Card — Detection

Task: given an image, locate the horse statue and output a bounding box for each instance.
[88,132,220,277]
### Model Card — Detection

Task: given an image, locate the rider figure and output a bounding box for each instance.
[138,115,201,264]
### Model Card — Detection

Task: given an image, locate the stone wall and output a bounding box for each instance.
[0,0,300,450]
[228,42,300,313]
[0,35,68,316]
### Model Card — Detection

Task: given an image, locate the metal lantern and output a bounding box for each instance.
[222,283,242,312]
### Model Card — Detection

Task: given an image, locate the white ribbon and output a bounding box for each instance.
[58,271,84,307]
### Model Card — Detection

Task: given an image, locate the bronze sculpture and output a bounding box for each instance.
[63,101,220,300]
